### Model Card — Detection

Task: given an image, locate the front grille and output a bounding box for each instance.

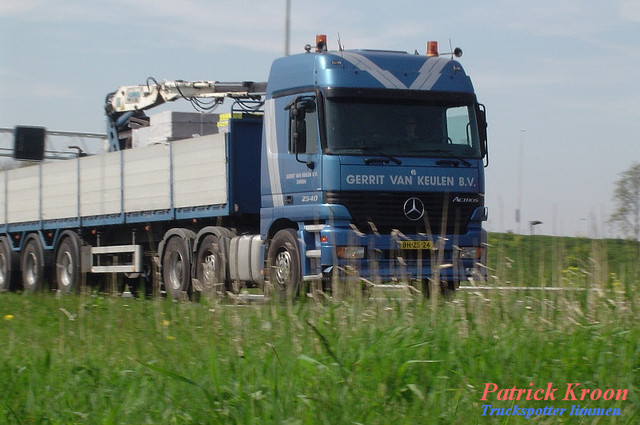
[325,191,481,235]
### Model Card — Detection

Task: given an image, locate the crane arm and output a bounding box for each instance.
[104,79,267,151]
[106,80,267,114]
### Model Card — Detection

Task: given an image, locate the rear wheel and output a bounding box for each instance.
[162,237,191,300]
[0,237,16,291]
[21,236,46,292]
[55,235,81,294]
[195,234,226,294]
[266,229,302,301]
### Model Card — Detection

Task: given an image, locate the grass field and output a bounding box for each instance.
[0,233,638,424]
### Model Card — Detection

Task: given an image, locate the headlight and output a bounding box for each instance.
[459,247,482,260]
[336,246,366,259]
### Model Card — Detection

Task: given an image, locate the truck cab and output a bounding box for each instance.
[260,39,488,296]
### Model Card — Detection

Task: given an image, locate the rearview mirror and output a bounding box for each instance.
[476,104,488,166]
[286,96,317,169]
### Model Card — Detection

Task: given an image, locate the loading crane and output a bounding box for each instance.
[105,79,266,150]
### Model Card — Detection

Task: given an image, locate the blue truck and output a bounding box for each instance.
[0,36,488,299]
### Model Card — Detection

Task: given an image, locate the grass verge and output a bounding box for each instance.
[0,233,638,424]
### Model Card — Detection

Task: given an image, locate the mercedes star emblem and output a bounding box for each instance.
[403,197,425,221]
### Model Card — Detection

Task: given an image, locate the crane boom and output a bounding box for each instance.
[105,79,267,151]
[106,80,267,114]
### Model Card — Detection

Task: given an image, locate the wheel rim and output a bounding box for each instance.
[0,253,7,287]
[202,253,217,286]
[25,251,38,287]
[274,250,292,290]
[167,252,184,290]
[59,251,73,288]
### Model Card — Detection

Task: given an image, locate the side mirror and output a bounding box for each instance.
[476,104,488,166]
[286,96,317,169]
[289,104,304,122]
[293,119,307,154]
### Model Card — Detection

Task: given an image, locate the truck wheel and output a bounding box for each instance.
[0,237,16,291]
[55,235,81,294]
[420,279,455,298]
[267,229,301,301]
[162,237,191,299]
[21,236,46,292]
[196,234,226,293]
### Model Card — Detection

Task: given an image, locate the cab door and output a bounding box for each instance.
[282,95,322,206]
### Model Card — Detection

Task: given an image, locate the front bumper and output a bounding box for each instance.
[303,224,487,284]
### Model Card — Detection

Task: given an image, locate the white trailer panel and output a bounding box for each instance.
[41,159,78,220]
[80,152,122,217]
[172,134,227,209]
[0,131,231,224]
[7,166,40,223]
[123,143,171,212]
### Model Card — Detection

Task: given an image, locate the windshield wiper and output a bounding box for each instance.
[410,148,472,167]
[362,147,402,165]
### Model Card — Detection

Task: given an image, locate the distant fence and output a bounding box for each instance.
[0,127,106,165]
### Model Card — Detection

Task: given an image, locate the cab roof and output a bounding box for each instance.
[267,49,474,98]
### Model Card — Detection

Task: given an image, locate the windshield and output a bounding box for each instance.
[324,97,482,159]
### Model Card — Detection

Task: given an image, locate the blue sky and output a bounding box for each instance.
[1,0,638,237]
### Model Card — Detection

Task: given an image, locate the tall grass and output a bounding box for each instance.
[486,233,639,289]
[0,233,638,424]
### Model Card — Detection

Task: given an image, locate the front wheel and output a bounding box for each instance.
[420,279,455,299]
[266,229,302,301]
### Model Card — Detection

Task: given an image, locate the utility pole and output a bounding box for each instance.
[516,129,526,233]
[284,0,291,56]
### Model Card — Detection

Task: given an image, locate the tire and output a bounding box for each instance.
[195,234,226,293]
[55,235,81,294]
[420,278,430,298]
[0,237,16,291]
[420,279,455,299]
[266,228,302,301]
[21,236,46,292]
[162,237,191,300]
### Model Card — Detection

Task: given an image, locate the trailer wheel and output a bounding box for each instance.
[55,235,81,294]
[267,228,301,301]
[162,236,191,299]
[21,236,46,292]
[196,234,226,293]
[0,237,16,291]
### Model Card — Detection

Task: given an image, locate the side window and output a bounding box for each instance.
[303,108,318,154]
[288,97,318,155]
[445,106,472,146]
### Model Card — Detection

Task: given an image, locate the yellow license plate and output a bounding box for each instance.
[399,240,433,250]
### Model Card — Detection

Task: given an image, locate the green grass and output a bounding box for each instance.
[486,233,640,289]
[0,233,639,424]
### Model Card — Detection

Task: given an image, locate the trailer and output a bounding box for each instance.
[0,36,488,299]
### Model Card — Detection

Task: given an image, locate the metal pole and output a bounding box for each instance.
[516,129,526,233]
[284,0,291,56]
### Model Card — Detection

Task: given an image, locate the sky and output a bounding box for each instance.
[1,0,639,238]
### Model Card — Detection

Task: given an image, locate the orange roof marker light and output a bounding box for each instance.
[427,41,463,58]
[427,41,439,57]
[316,34,327,52]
